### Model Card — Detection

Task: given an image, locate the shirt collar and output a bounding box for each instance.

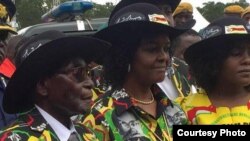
[35,105,76,141]
[110,88,133,116]
[111,86,171,116]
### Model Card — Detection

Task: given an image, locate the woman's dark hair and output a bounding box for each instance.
[103,40,139,89]
[103,32,169,89]
[189,41,239,93]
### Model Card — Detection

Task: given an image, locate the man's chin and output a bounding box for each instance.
[81,107,91,115]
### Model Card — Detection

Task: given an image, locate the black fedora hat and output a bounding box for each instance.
[14,30,65,67]
[184,16,250,65]
[0,0,17,34]
[94,3,187,45]
[3,30,110,114]
[110,0,181,18]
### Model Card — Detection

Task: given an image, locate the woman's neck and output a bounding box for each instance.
[123,77,153,100]
[208,85,250,108]
[123,77,157,117]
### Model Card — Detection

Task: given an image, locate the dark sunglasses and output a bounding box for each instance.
[58,66,90,82]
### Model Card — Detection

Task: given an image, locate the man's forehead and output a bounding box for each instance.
[176,10,193,16]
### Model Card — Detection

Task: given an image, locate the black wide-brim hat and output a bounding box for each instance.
[184,16,250,65]
[95,3,187,45]
[3,36,110,114]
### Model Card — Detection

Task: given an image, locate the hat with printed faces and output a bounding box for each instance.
[184,16,250,66]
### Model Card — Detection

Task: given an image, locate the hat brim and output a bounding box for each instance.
[3,36,110,114]
[184,34,250,65]
[0,24,17,34]
[94,21,187,44]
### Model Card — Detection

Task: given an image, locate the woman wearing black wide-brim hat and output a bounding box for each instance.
[175,16,250,125]
[82,3,188,141]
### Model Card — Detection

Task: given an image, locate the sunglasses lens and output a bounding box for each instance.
[74,67,89,82]
[58,66,90,82]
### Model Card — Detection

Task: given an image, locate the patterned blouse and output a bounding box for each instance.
[82,87,187,141]
[175,92,250,125]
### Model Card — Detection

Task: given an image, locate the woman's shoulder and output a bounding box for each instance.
[174,89,211,108]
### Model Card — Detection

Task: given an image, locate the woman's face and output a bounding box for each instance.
[219,42,250,87]
[40,58,94,116]
[130,34,170,84]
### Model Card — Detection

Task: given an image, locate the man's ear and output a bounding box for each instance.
[36,78,49,96]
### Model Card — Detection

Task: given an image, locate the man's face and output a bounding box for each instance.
[37,58,94,117]
[173,34,201,60]
[174,11,193,28]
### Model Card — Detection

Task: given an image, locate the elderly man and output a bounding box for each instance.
[0,30,110,140]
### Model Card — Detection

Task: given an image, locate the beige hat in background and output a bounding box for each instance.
[173,2,193,17]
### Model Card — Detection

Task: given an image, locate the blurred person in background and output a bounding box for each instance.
[241,6,250,29]
[171,29,201,61]
[0,0,18,129]
[224,4,244,18]
[173,2,195,29]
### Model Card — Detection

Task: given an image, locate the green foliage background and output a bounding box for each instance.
[197,0,248,22]
[15,0,249,30]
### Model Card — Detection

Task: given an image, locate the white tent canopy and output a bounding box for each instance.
[181,0,210,32]
[192,6,210,32]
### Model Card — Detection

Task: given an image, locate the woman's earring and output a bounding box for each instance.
[128,64,131,72]
[42,91,48,96]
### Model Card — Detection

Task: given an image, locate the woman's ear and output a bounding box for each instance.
[36,78,49,96]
